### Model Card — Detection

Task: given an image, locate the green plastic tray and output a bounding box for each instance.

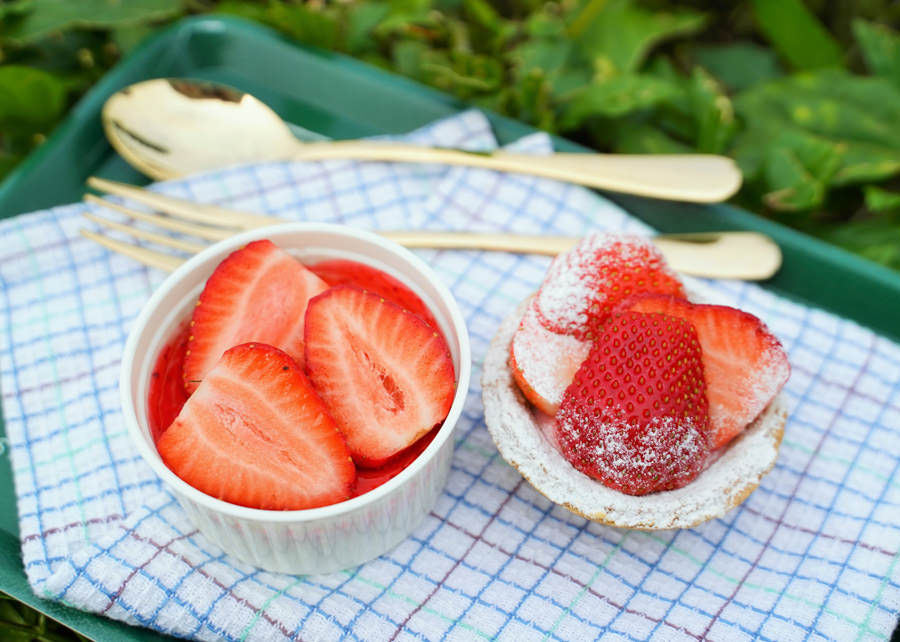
[2,15,900,641]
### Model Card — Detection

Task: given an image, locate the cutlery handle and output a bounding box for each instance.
[291,141,742,203]
[381,230,780,280]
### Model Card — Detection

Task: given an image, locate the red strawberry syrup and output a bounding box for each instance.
[147,258,444,501]
[308,258,441,329]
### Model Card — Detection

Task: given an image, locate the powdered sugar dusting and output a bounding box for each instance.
[536,233,682,336]
[482,296,788,529]
[510,298,590,410]
[557,405,709,495]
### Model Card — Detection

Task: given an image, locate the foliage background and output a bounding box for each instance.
[3,0,900,272]
[2,0,900,638]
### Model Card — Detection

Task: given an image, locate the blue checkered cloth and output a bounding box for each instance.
[1,111,899,641]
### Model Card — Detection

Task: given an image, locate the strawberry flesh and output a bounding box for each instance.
[158,343,355,510]
[183,239,328,393]
[536,234,686,340]
[308,258,440,329]
[510,298,590,415]
[305,285,456,468]
[555,311,711,495]
[622,293,790,449]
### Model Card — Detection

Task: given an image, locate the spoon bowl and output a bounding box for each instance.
[103,78,743,202]
[103,79,300,180]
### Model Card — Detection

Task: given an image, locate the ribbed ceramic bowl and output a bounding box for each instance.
[121,223,471,574]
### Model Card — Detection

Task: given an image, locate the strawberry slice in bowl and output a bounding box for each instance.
[159,342,356,510]
[305,285,456,468]
[308,257,440,329]
[183,239,328,393]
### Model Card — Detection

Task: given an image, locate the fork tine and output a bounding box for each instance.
[83,211,207,253]
[80,229,184,272]
[84,193,235,242]
[86,176,281,230]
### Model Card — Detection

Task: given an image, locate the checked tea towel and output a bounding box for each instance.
[1,110,899,641]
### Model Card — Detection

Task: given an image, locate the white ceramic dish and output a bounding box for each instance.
[120,222,471,574]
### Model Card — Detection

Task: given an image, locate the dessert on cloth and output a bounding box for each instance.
[1,110,898,641]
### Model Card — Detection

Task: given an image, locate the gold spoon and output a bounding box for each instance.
[102,78,743,203]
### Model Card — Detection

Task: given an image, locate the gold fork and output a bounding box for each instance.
[79,177,782,280]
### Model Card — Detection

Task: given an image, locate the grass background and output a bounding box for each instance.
[2,0,900,639]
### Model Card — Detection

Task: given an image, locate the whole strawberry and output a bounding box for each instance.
[555,311,711,495]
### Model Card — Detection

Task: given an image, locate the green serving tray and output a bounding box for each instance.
[2,15,900,641]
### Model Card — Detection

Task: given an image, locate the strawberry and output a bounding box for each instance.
[510,233,685,415]
[158,343,355,510]
[308,258,440,329]
[622,293,790,449]
[510,298,591,415]
[555,311,711,495]
[305,285,456,468]
[535,233,686,340]
[183,240,328,393]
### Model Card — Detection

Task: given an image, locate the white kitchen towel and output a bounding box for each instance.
[1,110,898,641]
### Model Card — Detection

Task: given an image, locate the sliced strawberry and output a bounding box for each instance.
[555,311,711,495]
[623,293,790,449]
[510,298,591,415]
[535,233,686,340]
[305,285,455,468]
[308,258,440,329]
[183,240,328,393]
[158,343,355,510]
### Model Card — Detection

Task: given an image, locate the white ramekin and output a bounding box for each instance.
[120,223,471,574]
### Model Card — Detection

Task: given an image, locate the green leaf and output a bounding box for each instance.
[687,67,736,154]
[508,37,573,81]
[4,0,183,44]
[734,70,900,192]
[0,596,29,626]
[392,39,429,78]
[214,0,270,23]
[692,42,783,92]
[110,23,157,56]
[863,185,900,212]
[760,130,844,211]
[374,0,434,36]
[425,50,504,95]
[853,19,900,87]
[559,74,680,130]
[527,5,567,38]
[611,121,693,154]
[570,0,706,74]
[345,2,391,55]
[463,0,503,32]
[816,213,900,271]
[509,68,555,132]
[752,0,843,71]
[266,2,339,50]
[0,65,67,129]
[0,0,32,20]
